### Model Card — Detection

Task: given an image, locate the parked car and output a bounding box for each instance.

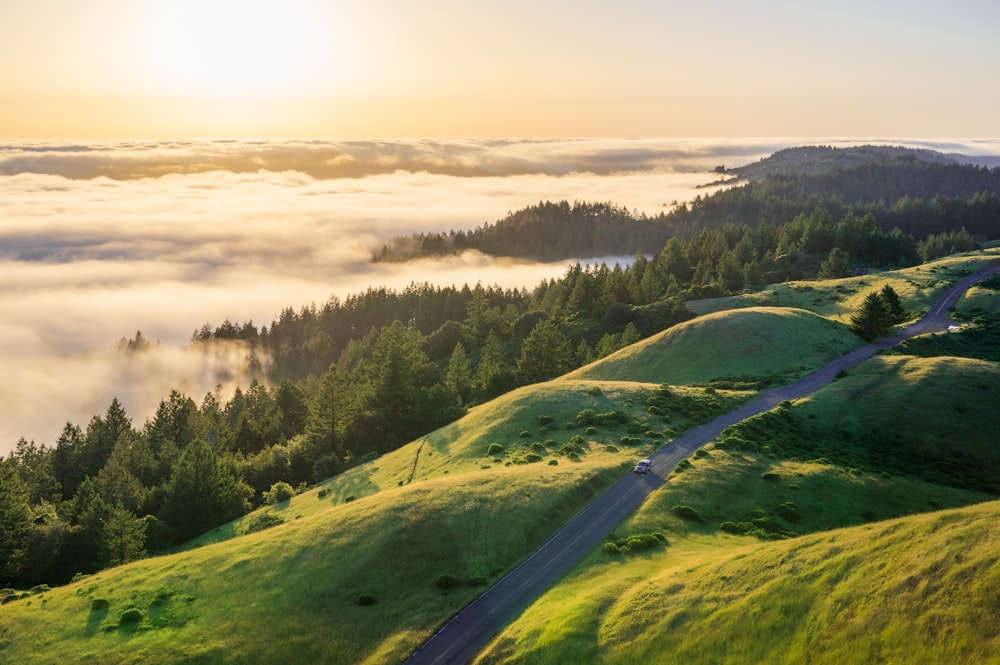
[634,459,651,474]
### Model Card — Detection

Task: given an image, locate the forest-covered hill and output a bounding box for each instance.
[374,145,1000,262]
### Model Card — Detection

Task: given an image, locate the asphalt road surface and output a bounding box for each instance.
[404,264,1000,665]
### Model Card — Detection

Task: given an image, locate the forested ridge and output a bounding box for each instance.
[3,146,999,590]
[375,150,1000,262]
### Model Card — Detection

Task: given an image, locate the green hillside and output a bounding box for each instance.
[565,306,861,386]
[4,257,1000,664]
[476,353,1000,663]
[477,500,1000,665]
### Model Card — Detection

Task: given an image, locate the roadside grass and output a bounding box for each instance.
[476,492,1000,665]
[565,307,861,386]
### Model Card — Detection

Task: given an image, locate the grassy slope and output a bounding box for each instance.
[565,307,862,386]
[477,501,1000,665]
[476,351,1000,664]
[4,251,999,664]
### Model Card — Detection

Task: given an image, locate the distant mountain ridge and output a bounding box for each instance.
[729,143,1000,181]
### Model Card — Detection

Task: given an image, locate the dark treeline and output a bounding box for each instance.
[3,152,999,590]
[375,156,1000,262]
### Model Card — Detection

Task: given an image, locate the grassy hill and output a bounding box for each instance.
[476,500,1000,665]
[4,253,1000,664]
[565,306,861,386]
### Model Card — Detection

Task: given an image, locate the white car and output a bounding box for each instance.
[634,459,651,474]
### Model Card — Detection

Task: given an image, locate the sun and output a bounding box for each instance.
[137,0,346,99]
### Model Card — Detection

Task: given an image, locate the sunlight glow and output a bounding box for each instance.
[138,0,346,99]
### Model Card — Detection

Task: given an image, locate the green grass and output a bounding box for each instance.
[565,307,861,385]
[476,500,1000,665]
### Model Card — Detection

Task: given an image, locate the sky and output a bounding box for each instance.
[1,0,999,138]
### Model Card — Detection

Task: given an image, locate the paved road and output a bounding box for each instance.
[403,264,1000,665]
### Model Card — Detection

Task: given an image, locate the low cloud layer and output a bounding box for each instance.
[3,137,997,454]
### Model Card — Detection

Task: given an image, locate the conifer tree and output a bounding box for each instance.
[880,284,908,324]
[850,291,891,341]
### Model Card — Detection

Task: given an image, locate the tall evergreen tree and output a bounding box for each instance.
[880,284,908,324]
[850,291,891,341]
[515,320,574,384]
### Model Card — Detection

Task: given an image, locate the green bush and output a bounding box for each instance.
[487,442,505,456]
[761,471,781,481]
[576,409,597,426]
[90,597,110,611]
[119,607,144,624]
[675,459,693,472]
[671,505,704,522]
[242,512,285,535]
[357,594,376,606]
[776,501,801,523]
[263,481,296,505]
[537,415,554,426]
[519,430,531,438]
[608,532,668,554]
[435,574,458,591]
[530,441,546,453]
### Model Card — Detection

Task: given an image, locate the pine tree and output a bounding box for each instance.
[850,291,891,341]
[515,320,574,384]
[880,284,908,324]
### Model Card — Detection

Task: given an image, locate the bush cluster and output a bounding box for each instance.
[604,532,668,555]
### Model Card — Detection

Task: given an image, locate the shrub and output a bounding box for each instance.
[357,594,376,606]
[519,430,531,438]
[119,607,144,624]
[90,597,110,611]
[242,512,285,535]
[537,415,554,426]
[671,505,704,522]
[619,436,642,446]
[520,453,543,463]
[530,441,546,453]
[605,444,618,453]
[435,574,458,591]
[585,386,603,396]
[548,459,559,466]
[487,442,505,456]
[585,427,597,435]
[694,447,709,458]
[609,532,668,554]
[264,481,296,505]
[776,502,801,523]
[761,471,781,481]
[674,459,693,472]
[317,488,330,499]
[576,409,597,426]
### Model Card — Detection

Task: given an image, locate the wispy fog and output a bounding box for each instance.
[3,137,998,453]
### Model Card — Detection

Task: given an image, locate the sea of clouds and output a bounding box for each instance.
[2,137,998,453]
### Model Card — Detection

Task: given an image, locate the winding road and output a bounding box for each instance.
[404,264,1000,665]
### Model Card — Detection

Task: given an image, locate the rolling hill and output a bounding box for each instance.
[3,253,1000,664]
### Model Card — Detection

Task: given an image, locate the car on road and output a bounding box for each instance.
[634,459,651,474]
